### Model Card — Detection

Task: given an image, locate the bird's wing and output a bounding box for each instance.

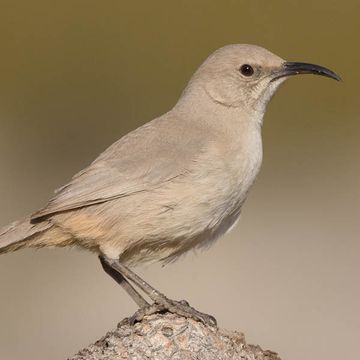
[31,115,205,222]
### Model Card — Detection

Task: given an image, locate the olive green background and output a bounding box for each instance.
[0,1,359,359]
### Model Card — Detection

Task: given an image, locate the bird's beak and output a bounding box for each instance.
[271,62,341,82]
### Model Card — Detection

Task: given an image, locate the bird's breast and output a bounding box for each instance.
[221,123,263,204]
[190,123,263,243]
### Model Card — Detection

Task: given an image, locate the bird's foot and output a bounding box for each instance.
[129,298,217,327]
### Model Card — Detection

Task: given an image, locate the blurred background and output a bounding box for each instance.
[0,1,358,359]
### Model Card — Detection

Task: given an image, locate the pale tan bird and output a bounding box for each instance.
[0,44,340,325]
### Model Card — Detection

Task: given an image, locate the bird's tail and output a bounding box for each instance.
[0,216,74,254]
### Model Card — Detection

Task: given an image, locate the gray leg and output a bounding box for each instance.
[99,256,149,308]
[101,256,217,327]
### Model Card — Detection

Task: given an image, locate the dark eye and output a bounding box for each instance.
[239,64,254,77]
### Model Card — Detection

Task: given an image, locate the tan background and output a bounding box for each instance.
[0,1,359,359]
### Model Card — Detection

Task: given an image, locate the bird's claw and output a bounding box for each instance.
[129,303,166,325]
[129,298,217,327]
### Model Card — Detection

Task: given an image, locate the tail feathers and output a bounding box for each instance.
[0,217,54,254]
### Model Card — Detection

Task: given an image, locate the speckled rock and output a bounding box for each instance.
[69,313,281,360]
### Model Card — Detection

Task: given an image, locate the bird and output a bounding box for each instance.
[0,44,340,326]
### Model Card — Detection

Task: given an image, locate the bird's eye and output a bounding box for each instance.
[239,64,254,77]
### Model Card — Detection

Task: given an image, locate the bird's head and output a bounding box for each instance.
[185,44,340,115]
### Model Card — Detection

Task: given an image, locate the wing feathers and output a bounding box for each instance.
[31,114,205,221]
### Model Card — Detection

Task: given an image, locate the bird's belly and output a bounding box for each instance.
[130,146,262,264]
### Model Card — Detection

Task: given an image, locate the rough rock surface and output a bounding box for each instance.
[69,313,281,360]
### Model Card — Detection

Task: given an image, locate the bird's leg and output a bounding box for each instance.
[100,256,217,327]
[99,256,149,308]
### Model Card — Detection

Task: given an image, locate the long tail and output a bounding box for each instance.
[0,217,74,254]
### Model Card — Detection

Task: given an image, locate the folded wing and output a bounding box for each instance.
[31,115,205,222]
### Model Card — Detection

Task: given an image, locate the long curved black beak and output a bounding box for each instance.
[271,62,341,82]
